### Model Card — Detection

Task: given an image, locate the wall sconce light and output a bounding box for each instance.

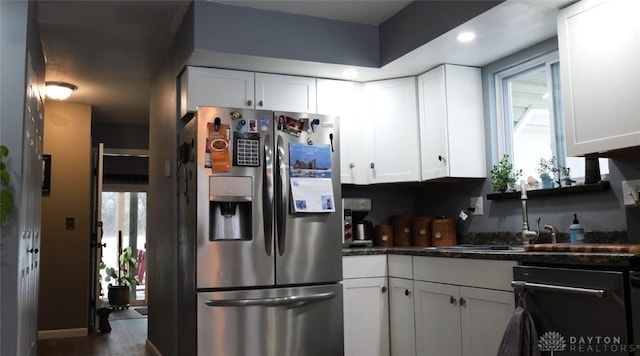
[45,81,77,101]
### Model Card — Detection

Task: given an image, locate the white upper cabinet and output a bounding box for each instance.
[418,64,486,180]
[255,73,317,113]
[558,0,640,156]
[363,77,421,184]
[179,67,254,118]
[316,79,364,184]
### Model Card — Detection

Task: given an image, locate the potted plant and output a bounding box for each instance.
[0,145,14,223]
[490,154,522,193]
[104,246,139,308]
[536,157,558,189]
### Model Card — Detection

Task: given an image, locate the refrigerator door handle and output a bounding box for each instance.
[263,133,273,256]
[204,291,337,307]
[275,135,287,256]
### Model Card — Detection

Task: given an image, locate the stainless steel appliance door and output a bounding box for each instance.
[513,266,629,355]
[273,112,343,286]
[197,283,344,356]
[195,107,276,289]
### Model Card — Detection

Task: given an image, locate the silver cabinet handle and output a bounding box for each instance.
[511,281,606,298]
[370,162,375,169]
[381,286,387,293]
[205,291,336,307]
[258,100,264,107]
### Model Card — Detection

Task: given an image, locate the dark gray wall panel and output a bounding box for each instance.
[193,1,379,68]
[91,122,149,149]
[379,1,503,66]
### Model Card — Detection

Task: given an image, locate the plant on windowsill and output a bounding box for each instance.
[536,157,559,189]
[0,145,14,224]
[490,154,522,193]
[104,246,139,309]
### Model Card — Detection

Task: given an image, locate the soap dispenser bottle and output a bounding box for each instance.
[569,213,585,243]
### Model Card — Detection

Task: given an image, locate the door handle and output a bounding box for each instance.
[459,297,466,307]
[205,291,336,307]
[404,289,410,296]
[263,133,273,257]
[449,295,457,305]
[511,281,606,298]
[275,135,287,256]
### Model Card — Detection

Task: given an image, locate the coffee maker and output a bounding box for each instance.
[342,198,374,247]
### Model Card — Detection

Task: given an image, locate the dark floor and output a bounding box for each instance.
[37,317,148,356]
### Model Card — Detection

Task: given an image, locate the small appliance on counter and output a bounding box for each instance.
[342,198,374,247]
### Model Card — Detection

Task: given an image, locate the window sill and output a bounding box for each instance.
[486,181,610,200]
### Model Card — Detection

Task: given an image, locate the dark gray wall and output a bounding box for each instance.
[343,185,419,226]
[193,1,379,68]
[91,122,149,150]
[1,0,45,353]
[379,1,503,66]
[147,3,194,355]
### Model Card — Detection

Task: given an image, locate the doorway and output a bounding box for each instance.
[100,189,147,306]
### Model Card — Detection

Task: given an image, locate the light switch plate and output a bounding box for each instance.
[622,179,640,206]
[470,196,484,216]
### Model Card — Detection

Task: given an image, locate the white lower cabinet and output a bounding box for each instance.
[413,257,516,356]
[459,286,515,356]
[343,256,390,356]
[389,277,416,356]
[343,255,515,356]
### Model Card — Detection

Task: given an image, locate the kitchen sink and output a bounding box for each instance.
[425,244,525,252]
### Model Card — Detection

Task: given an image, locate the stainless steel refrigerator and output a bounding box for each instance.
[177,106,343,356]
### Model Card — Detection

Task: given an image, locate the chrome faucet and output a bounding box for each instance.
[543,224,559,243]
[520,181,538,244]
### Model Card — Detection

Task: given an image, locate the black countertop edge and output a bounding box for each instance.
[342,247,634,266]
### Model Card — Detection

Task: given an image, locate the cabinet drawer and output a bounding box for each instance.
[342,255,387,279]
[413,257,516,291]
[388,255,412,279]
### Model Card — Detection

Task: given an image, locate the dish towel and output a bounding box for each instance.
[496,306,541,356]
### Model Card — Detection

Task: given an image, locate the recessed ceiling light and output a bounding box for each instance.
[456,32,476,43]
[45,81,78,101]
[342,69,358,79]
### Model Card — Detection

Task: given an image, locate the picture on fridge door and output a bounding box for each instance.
[289,143,335,213]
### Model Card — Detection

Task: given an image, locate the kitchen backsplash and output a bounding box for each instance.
[342,156,639,242]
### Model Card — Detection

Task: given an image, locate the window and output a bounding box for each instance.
[495,51,608,185]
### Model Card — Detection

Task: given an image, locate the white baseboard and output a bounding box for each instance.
[146,339,162,356]
[37,328,88,340]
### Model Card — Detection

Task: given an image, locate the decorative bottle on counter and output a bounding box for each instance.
[569,213,585,243]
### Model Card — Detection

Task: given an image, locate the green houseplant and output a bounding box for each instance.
[104,246,139,308]
[0,145,14,223]
[490,154,522,193]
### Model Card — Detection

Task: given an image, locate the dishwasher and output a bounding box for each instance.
[513,265,636,355]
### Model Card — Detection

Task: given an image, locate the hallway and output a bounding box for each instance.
[37,318,148,356]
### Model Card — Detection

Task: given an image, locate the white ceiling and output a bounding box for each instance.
[36,0,573,126]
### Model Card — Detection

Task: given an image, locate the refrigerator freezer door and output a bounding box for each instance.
[273,112,343,286]
[193,107,276,289]
[197,284,344,356]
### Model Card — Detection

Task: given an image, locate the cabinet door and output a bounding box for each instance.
[389,278,416,356]
[459,287,514,356]
[179,67,254,118]
[418,66,449,180]
[343,277,390,356]
[255,73,316,113]
[413,281,462,356]
[558,0,640,156]
[317,79,364,184]
[418,65,485,180]
[363,77,421,183]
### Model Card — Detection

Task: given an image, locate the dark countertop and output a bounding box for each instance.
[343,246,636,267]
